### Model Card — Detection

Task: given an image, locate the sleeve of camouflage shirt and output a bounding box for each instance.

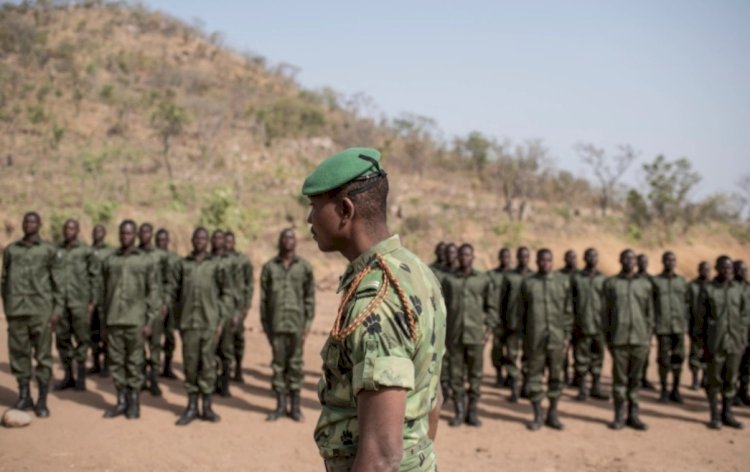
[145,258,160,324]
[562,274,574,337]
[484,274,499,330]
[244,257,254,313]
[303,261,315,332]
[1,247,9,315]
[49,243,63,315]
[259,263,271,336]
[87,247,102,307]
[215,260,234,323]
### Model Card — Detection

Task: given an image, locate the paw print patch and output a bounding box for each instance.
[363,314,382,335]
[340,430,354,446]
[409,295,423,315]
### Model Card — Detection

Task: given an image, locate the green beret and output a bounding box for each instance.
[301,147,384,196]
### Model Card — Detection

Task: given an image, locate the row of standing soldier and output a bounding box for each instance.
[430,242,750,431]
[1,212,315,426]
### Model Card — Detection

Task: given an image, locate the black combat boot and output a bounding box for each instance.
[670,370,683,403]
[527,401,544,431]
[149,368,162,397]
[545,397,564,430]
[232,361,244,383]
[218,362,232,397]
[466,397,481,427]
[494,369,504,388]
[721,396,744,429]
[658,377,670,404]
[100,354,110,378]
[610,399,625,430]
[161,355,177,379]
[689,368,700,391]
[13,381,35,411]
[104,389,128,418]
[126,389,140,419]
[35,383,50,418]
[54,364,76,391]
[508,376,519,403]
[202,394,221,422]
[641,377,656,391]
[626,402,648,431]
[266,391,286,422]
[88,352,102,375]
[75,363,87,392]
[590,374,610,400]
[176,394,199,426]
[708,395,721,430]
[449,397,465,427]
[520,376,530,399]
[576,375,589,401]
[289,391,304,422]
[570,372,582,389]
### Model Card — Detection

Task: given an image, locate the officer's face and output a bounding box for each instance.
[537,251,553,274]
[734,261,747,282]
[716,258,733,281]
[138,225,152,246]
[584,249,598,268]
[458,247,474,270]
[280,230,296,252]
[22,214,40,237]
[621,251,636,274]
[307,194,344,253]
[92,225,106,243]
[698,262,710,279]
[63,221,78,242]
[192,230,208,253]
[211,232,225,252]
[499,250,511,268]
[517,249,530,268]
[446,246,458,264]
[156,232,169,250]
[663,253,677,273]
[120,223,136,248]
[637,255,648,273]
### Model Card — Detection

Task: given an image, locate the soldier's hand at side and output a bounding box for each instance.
[214,324,223,343]
[231,315,240,331]
[143,324,153,338]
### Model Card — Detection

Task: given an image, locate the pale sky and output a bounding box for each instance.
[144,0,750,198]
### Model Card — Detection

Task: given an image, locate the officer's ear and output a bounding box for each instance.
[339,196,355,226]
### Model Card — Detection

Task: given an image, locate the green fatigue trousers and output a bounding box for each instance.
[657,334,685,382]
[610,345,649,405]
[491,327,504,373]
[217,318,236,373]
[8,316,53,385]
[501,330,523,379]
[323,439,436,472]
[688,334,704,372]
[181,328,218,395]
[163,308,176,359]
[449,342,484,402]
[706,351,742,399]
[527,344,564,403]
[574,334,606,377]
[271,332,304,393]
[108,326,146,390]
[90,306,107,361]
[642,336,654,380]
[233,319,246,368]
[440,353,451,386]
[146,313,165,372]
[56,305,90,367]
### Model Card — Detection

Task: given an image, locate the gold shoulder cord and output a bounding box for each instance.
[331,253,418,342]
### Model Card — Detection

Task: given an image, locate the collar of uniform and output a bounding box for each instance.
[17,237,42,247]
[93,242,109,250]
[659,271,677,278]
[139,244,155,253]
[337,234,401,293]
[581,268,601,277]
[115,247,142,257]
[536,271,555,280]
[273,254,300,265]
[618,271,638,280]
[59,240,81,249]
[513,267,531,275]
[186,251,212,261]
[454,268,480,279]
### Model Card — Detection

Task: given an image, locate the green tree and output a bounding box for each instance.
[150,92,189,179]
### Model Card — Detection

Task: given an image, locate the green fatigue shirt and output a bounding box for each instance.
[56,241,100,309]
[1,239,62,318]
[520,272,573,352]
[227,250,254,316]
[602,273,654,347]
[260,256,315,335]
[500,268,532,332]
[100,248,160,327]
[652,273,690,335]
[314,235,447,462]
[171,253,234,331]
[92,243,115,307]
[687,278,706,337]
[214,253,239,319]
[487,267,508,329]
[697,280,749,355]
[141,246,171,312]
[441,269,497,345]
[571,269,606,336]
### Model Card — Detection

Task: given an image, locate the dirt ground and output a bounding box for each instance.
[1,290,748,472]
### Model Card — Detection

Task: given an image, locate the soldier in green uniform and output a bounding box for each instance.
[733,260,750,406]
[637,253,657,391]
[304,148,446,471]
[53,219,100,393]
[488,247,511,388]
[89,224,115,377]
[431,242,455,403]
[211,229,240,397]
[101,220,160,420]
[1,212,61,418]
[171,227,233,426]
[261,228,315,422]
[225,231,254,383]
[571,248,609,401]
[697,255,748,429]
[687,261,710,390]
[500,246,532,402]
[155,228,181,379]
[428,242,446,273]
[520,248,570,431]
[444,243,459,273]
[603,249,653,431]
[442,243,496,427]
[558,249,578,386]
[652,251,689,404]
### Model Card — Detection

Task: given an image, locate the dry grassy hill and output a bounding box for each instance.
[0,1,748,284]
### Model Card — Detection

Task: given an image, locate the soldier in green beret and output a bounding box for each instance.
[89,224,115,377]
[500,246,532,402]
[225,231,254,383]
[304,148,446,471]
[155,228,181,380]
[488,247,511,388]
[1,212,62,418]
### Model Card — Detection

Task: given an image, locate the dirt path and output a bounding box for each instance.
[1,290,748,471]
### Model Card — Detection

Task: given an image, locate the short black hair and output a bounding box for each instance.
[193,226,208,238]
[23,211,41,221]
[212,229,225,238]
[538,248,552,258]
[620,248,635,261]
[716,255,731,268]
[335,175,389,225]
[459,243,473,253]
[120,219,137,231]
[156,228,169,237]
[225,230,235,238]
[517,246,529,256]
[584,247,596,258]
[499,247,510,257]
[139,222,153,231]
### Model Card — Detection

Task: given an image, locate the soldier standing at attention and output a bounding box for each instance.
[442,244,496,427]
[155,228,180,380]
[500,246,532,402]
[211,229,239,397]
[652,251,689,404]
[89,224,115,377]
[434,242,455,402]
[571,248,609,402]
[1,212,61,418]
[53,219,99,393]
[732,260,750,406]
[637,253,657,391]
[603,249,653,431]
[444,243,459,273]
[558,249,578,387]
[101,220,159,419]
[261,228,315,422]
[172,227,233,426]
[429,242,447,274]
[520,248,570,431]
[225,231,254,383]
[697,256,748,429]
[687,261,710,390]
[304,148,446,471]
[488,247,511,388]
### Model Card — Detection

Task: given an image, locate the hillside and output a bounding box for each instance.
[0,1,748,283]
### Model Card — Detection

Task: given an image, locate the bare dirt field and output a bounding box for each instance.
[1,290,748,472]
